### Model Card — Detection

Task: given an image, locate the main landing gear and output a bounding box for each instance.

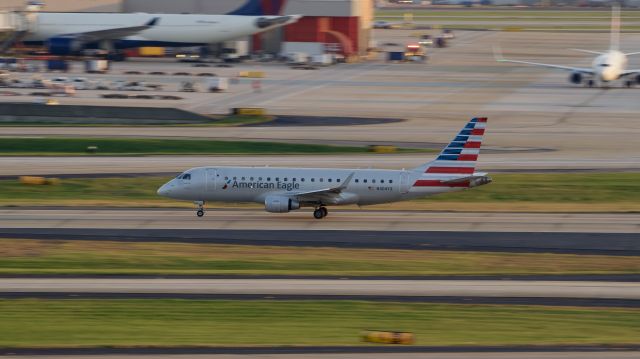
[313,206,328,220]
[195,201,205,217]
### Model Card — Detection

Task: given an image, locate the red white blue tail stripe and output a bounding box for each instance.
[412,117,487,188]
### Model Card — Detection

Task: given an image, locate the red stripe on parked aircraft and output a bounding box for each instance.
[426,167,475,174]
[471,129,485,135]
[457,154,478,161]
[464,141,481,148]
[413,180,470,187]
[476,117,488,123]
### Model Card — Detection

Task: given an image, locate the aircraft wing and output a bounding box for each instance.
[493,45,594,75]
[61,17,159,42]
[621,69,640,77]
[497,58,594,74]
[291,172,355,203]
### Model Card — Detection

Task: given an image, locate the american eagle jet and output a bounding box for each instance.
[158,117,492,219]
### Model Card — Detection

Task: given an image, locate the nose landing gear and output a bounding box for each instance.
[195,201,205,217]
[313,206,328,219]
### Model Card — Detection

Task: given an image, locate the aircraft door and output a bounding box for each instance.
[400,171,410,194]
[206,168,218,192]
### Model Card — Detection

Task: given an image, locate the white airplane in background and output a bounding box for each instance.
[158,117,492,219]
[18,0,299,55]
[495,6,640,88]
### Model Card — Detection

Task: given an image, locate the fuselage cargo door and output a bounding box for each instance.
[400,171,410,194]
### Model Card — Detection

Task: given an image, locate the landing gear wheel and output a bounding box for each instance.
[313,207,328,219]
[587,79,595,88]
[194,201,205,218]
[625,80,633,88]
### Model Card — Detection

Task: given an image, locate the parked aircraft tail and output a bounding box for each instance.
[228,0,288,16]
[412,117,487,176]
[610,5,621,51]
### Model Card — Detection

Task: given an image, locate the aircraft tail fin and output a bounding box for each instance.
[228,0,288,16]
[412,117,487,175]
[610,4,621,51]
[569,48,605,55]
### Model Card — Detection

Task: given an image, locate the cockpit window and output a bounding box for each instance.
[177,173,191,180]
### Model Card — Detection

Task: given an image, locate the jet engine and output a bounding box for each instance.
[264,195,300,213]
[569,72,583,84]
[47,36,84,56]
[635,74,640,85]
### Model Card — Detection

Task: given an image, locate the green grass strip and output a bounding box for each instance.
[1,299,638,347]
[0,173,637,209]
[1,239,639,276]
[0,138,374,155]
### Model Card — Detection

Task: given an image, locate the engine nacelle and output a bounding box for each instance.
[636,74,640,85]
[47,36,84,56]
[264,195,300,213]
[569,72,583,84]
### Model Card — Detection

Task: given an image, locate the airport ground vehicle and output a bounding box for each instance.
[71,77,92,90]
[158,117,491,219]
[206,78,228,92]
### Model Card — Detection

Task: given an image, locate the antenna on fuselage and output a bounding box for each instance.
[610,4,621,51]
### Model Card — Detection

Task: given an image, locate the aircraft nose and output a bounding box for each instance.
[601,68,617,82]
[157,183,171,197]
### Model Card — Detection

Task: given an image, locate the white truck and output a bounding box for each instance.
[206,77,228,92]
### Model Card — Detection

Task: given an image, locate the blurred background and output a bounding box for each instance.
[0,1,639,359]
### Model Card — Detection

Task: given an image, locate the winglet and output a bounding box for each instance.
[146,17,160,27]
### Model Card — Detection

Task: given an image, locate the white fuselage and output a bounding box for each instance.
[592,50,627,82]
[24,12,292,45]
[158,166,469,207]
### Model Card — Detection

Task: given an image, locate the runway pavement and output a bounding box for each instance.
[2,278,639,299]
[1,209,638,235]
[2,154,640,176]
[2,227,639,254]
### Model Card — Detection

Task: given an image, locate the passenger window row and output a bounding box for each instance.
[223,176,393,184]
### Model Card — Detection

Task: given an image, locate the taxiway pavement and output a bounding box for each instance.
[1,209,637,234]
[1,153,639,176]
[2,278,639,299]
